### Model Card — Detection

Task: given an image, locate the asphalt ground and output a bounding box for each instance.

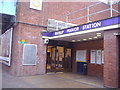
[2,70,104,88]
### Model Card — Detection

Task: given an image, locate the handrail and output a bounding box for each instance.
[57,2,102,19]
[69,8,111,22]
[112,9,120,13]
[56,1,120,23]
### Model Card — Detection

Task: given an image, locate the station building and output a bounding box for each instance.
[0,0,120,88]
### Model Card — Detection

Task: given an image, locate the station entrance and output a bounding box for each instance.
[43,16,120,87]
[46,40,72,73]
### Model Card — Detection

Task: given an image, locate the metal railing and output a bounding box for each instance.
[57,1,120,24]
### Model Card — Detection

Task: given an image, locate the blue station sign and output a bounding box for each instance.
[43,16,120,37]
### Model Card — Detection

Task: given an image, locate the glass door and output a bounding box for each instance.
[55,46,64,72]
[64,48,72,72]
[51,46,57,72]
[46,46,56,72]
[46,46,72,73]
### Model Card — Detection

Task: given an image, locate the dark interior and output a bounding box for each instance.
[0,13,15,34]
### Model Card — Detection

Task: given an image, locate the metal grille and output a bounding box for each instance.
[23,44,37,65]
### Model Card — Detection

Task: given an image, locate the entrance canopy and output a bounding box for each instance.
[42,16,120,42]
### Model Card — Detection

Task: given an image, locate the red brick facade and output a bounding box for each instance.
[2,1,120,88]
[16,2,119,26]
[2,23,47,76]
[72,39,104,78]
[104,29,120,88]
[8,1,112,76]
[118,35,120,87]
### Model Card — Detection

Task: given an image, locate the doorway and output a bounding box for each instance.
[46,46,72,73]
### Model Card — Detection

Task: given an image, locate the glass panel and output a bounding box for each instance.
[64,48,72,72]
[56,46,64,72]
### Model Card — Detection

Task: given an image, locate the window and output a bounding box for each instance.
[90,50,104,64]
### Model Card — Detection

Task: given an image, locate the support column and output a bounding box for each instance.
[104,29,119,88]
[119,36,120,87]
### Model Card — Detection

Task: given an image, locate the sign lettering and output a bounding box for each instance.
[43,16,120,37]
[83,22,102,30]
[67,27,79,33]
[55,31,64,36]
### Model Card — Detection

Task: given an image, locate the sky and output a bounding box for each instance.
[98,0,108,3]
[0,0,17,15]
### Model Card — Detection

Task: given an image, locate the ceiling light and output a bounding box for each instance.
[72,40,75,42]
[88,38,92,40]
[83,39,87,41]
[94,37,98,39]
[97,34,102,37]
[77,40,81,41]
[96,33,101,35]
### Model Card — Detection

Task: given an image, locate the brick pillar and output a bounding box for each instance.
[119,36,120,87]
[104,29,119,88]
[9,23,47,76]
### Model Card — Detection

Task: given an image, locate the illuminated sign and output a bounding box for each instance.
[43,16,120,37]
[67,27,79,33]
[55,31,64,36]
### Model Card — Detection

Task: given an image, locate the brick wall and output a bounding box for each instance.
[9,2,107,76]
[2,2,47,76]
[118,35,120,88]
[41,2,119,25]
[87,64,103,77]
[16,2,119,26]
[3,1,119,76]
[72,39,104,78]
[3,23,46,76]
[104,29,119,88]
